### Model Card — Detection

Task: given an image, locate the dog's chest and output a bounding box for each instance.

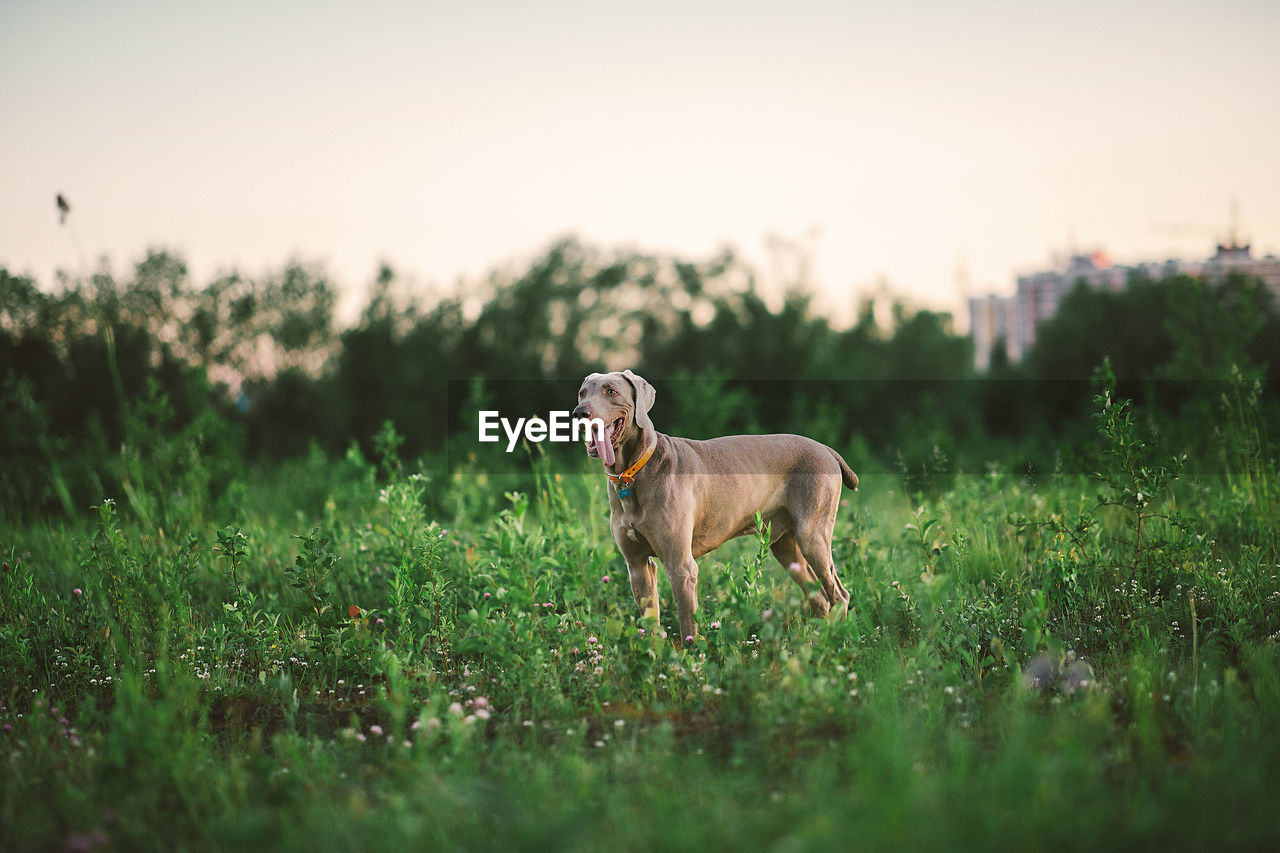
[610,495,651,544]
[612,499,641,533]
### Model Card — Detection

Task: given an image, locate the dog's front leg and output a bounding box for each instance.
[662,549,699,643]
[615,528,660,624]
[625,555,660,623]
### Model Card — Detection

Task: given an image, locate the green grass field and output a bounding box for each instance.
[3,383,1279,851]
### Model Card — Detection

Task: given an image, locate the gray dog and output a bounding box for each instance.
[573,370,858,642]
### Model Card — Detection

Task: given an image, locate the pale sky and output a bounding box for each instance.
[3,0,1278,325]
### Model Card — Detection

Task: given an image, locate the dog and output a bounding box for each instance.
[573,370,857,641]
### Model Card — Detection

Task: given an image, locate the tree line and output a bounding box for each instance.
[3,237,1278,520]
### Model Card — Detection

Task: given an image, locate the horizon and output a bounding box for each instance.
[3,0,1278,325]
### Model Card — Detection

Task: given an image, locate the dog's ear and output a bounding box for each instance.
[622,369,656,433]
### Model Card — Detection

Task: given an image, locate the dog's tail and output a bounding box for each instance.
[828,448,859,491]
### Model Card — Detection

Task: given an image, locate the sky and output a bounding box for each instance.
[3,0,1279,325]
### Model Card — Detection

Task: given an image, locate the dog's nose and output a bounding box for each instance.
[572,404,591,418]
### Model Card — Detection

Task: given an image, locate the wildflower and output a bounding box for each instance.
[73,588,83,597]
[484,592,491,599]
[762,609,773,621]
[686,635,695,643]
[348,605,361,618]
[710,621,721,629]
[475,707,491,720]
[588,636,598,645]
[602,575,610,583]
[370,725,384,736]
[375,618,385,627]
[448,702,464,716]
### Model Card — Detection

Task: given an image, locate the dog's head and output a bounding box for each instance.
[573,370,656,466]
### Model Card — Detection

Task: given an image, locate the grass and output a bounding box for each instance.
[2,381,1279,851]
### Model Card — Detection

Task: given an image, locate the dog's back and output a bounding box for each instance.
[665,433,857,489]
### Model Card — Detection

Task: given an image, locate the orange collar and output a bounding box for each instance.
[605,439,656,485]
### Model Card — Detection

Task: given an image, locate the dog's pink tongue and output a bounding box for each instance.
[596,423,616,467]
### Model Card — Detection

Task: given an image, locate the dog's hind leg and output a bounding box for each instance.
[770,531,830,617]
[795,521,850,620]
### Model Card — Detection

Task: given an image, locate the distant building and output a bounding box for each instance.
[969,242,1280,370]
[1199,241,1280,294]
[968,293,1012,371]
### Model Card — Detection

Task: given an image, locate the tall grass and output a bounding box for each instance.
[2,381,1278,850]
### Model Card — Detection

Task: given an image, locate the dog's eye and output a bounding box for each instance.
[605,388,615,396]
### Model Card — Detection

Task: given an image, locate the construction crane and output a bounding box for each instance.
[1152,197,1248,253]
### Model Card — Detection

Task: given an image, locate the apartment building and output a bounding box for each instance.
[969,243,1280,371]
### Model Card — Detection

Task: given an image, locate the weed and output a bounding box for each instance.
[2,377,1279,850]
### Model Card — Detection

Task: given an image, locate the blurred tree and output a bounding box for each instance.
[6,235,1277,521]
